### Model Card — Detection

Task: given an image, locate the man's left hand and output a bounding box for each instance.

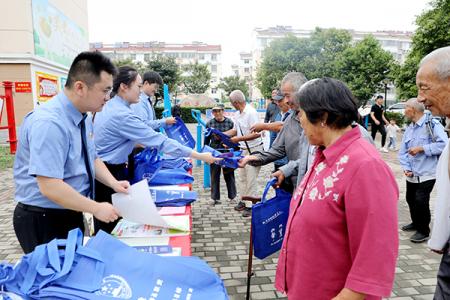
[408,146,424,156]
[112,180,130,194]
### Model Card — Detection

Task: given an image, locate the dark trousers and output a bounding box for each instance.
[273,164,294,194]
[13,203,84,254]
[406,179,435,235]
[210,164,237,201]
[371,124,387,147]
[94,162,128,234]
[435,243,450,299]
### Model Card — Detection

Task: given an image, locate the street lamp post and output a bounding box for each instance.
[383,79,389,108]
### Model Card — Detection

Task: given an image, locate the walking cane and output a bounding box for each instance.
[242,195,261,300]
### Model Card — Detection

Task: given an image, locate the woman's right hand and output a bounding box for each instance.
[191,151,222,164]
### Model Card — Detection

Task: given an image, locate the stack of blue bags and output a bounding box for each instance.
[132,148,194,186]
[0,229,228,299]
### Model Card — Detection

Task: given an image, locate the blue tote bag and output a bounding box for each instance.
[150,189,198,207]
[133,148,193,185]
[251,178,292,260]
[165,116,196,149]
[0,229,104,299]
[205,127,240,149]
[201,145,243,169]
[38,230,228,300]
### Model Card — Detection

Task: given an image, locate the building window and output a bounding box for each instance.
[199,54,205,60]
[144,53,150,61]
[211,54,217,61]
[211,88,217,94]
[244,59,249,64]
[244,67,250,73]
[211,65,217,72]
[130,54,136,60]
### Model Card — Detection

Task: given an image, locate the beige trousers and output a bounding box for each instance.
[239,145,263,208]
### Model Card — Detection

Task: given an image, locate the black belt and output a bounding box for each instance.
[17,202,79,214]
[104,162,127,172]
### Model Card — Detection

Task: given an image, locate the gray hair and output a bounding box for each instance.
[229,90,246,103]
[406,97,425,112]
[419,46,450,81]
[281,72,308,92]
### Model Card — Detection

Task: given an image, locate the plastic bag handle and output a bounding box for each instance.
[261,178,278,203]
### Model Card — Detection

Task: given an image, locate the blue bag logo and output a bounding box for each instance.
[96,274,132,299]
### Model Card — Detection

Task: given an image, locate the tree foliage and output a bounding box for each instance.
[112,58,147,74]
[256,35,312,97]
[336,36,395,104]
[182,63,211,94]
[218,75,249,96]
[256,28,395,104]
[256,28,352,98]
[146,55,181,92]
[394,0,450,99]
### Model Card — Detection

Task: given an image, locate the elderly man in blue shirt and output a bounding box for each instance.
[399,97,448,243]
[13,52,129,253]
[131,71,176,130]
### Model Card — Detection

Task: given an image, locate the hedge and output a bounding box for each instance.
[155,106,212,123]
[385,111,406,128]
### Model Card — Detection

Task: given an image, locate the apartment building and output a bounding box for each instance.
[90,42,222,98]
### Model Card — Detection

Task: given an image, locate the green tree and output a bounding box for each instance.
[301,28,352,78]
[395,0,450,99]
[113,58,147,74]
[256,34,313,97]
[256,28,352,97]
[182,63,211,94]
[146,55,181,92]
[335,36,395,105]
[218,75,249,96]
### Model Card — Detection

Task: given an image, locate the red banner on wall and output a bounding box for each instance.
[14,82,32,93]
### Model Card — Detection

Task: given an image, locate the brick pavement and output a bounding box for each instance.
[0,148,442,299]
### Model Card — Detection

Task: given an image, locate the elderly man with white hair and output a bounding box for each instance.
[225,90,263,217]
[415,46,450,299]
[398,98,447,243]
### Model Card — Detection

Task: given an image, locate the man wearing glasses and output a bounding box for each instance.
[13,51,129,253]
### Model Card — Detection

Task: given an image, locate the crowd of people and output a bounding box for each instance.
[10,45,450,299]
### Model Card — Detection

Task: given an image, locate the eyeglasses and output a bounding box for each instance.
[102,87,113,98]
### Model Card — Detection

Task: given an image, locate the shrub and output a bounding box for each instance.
[385,111,405,128]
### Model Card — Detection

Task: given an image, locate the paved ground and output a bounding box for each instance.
[0,138,442,299]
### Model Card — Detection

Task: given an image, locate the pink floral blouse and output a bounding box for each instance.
[275,127,399,300]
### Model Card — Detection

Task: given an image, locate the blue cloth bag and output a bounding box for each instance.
[38,230,229,300]
[201,145,242,169]
[150,189,198,207]
[133,148,194,185]
[251,178,292,260]
[205,127,240,149]
[165,116,196,149]
[0,229,104,299]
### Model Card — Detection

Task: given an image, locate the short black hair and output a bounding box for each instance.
[65,51,117,88]
[143,71,163,86]
[376,95,384,99]
[111,66,139,96]
[297,78,358,129]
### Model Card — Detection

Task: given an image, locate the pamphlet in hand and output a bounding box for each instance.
[112,180,189,230]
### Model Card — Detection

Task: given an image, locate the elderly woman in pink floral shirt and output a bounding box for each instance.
[275,78,399,300]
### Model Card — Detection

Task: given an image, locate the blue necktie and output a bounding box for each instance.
[80,115,94,198]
